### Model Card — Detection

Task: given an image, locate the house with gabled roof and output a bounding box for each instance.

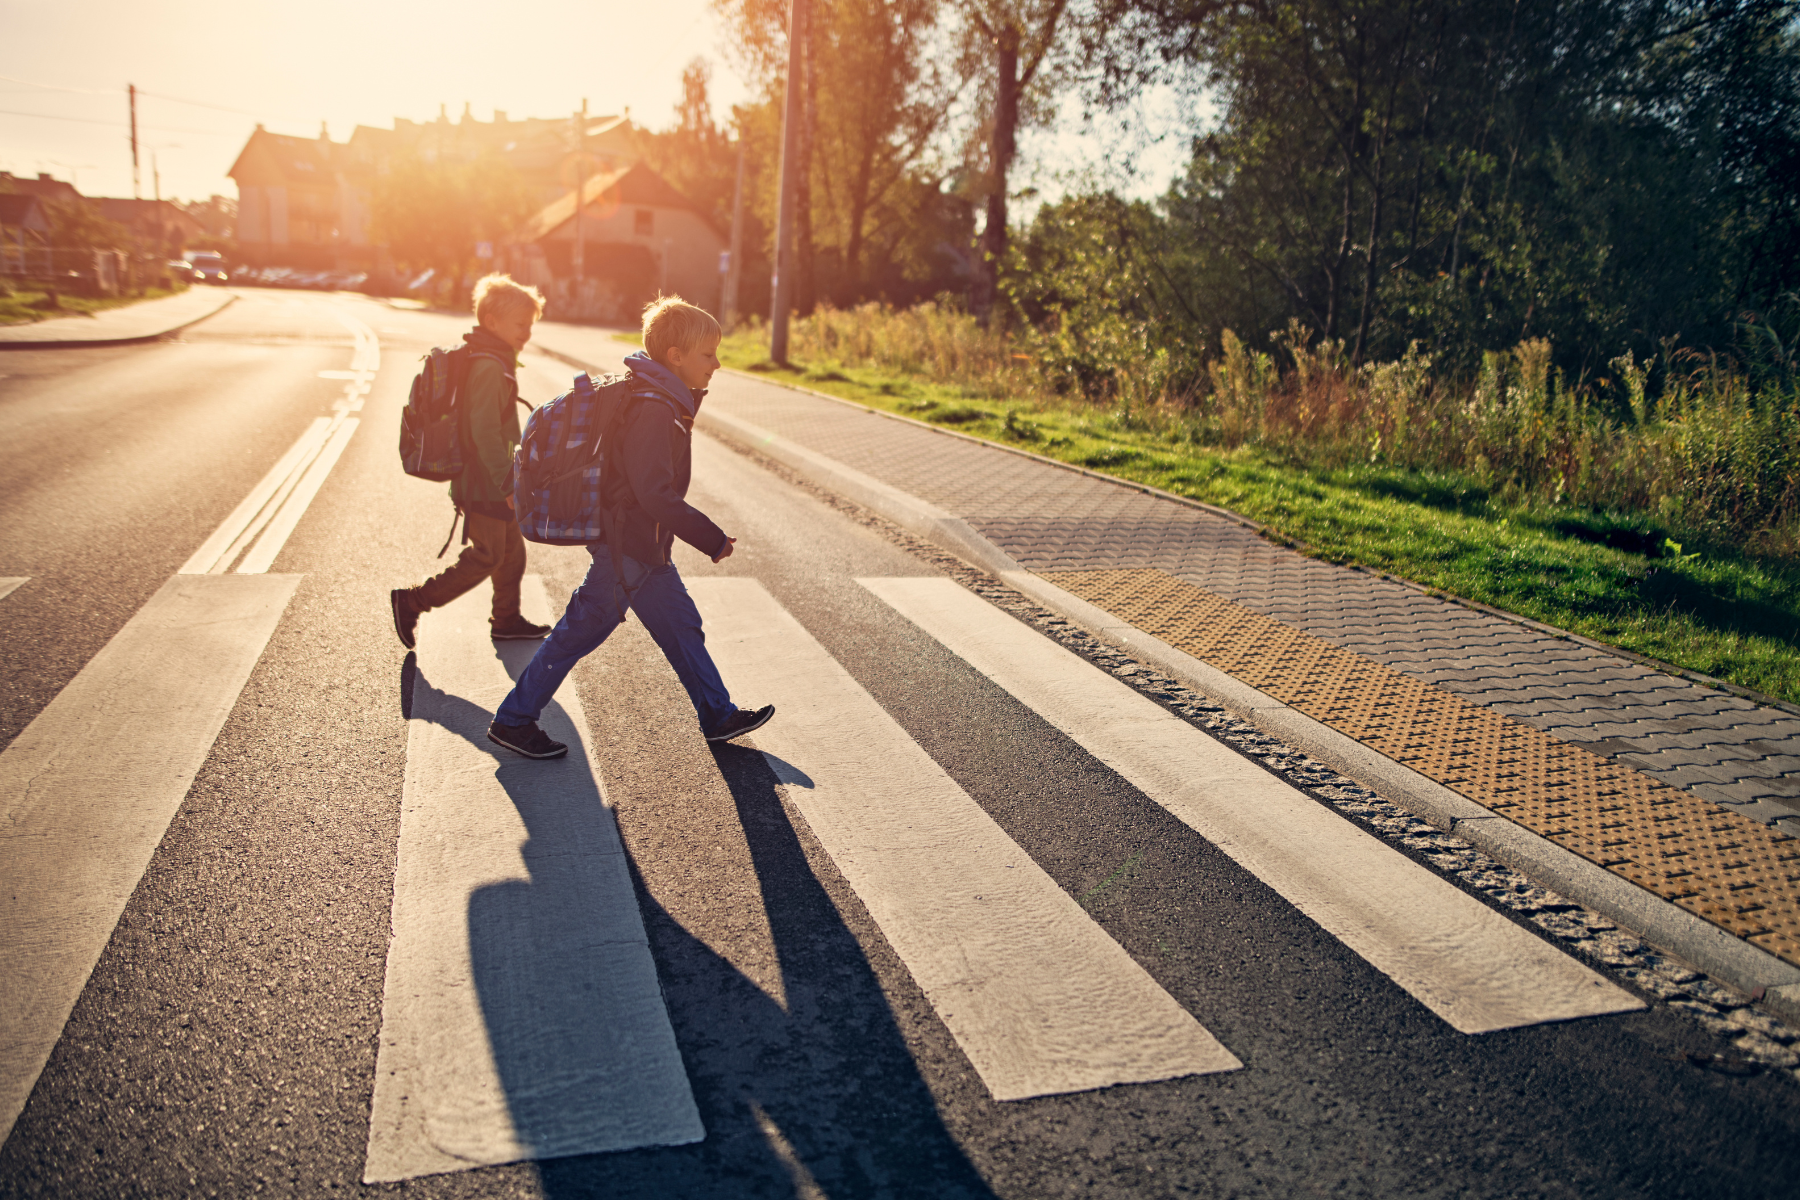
[507,161,725,321]
[229,124,352,269]
[226,105,649,275]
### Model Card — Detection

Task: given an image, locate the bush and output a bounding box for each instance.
[760,302,1800,554]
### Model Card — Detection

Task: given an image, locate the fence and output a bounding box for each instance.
[0,246,175,296]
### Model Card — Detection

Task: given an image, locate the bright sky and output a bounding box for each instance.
[0,0,1196,209]
[0,0,748,202]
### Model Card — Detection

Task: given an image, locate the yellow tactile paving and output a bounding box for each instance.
[1043,568,1800,968]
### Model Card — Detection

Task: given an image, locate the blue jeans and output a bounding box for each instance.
[495,545,734,732]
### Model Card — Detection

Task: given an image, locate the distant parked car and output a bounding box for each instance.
[182,250,229,284]
[166,260,202,284]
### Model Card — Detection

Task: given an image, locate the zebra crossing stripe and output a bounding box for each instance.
[0,573,299,1144]
[689,577,1242,1102]
[859,576,1644,1035]
[363,578,701,1184]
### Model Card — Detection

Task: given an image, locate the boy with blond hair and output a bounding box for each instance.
[392,273,551,648]
[486,295,774,759]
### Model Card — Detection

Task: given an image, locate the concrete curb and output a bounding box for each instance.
[0,290,237,350]
[693,405,1800,1023]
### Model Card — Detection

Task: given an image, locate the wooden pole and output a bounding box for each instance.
[723,137,745,327]
[769,0,808,363]
[128,84,139,200]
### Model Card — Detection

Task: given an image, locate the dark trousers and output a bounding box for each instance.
[495,544,733,732]
[411,510,525,624]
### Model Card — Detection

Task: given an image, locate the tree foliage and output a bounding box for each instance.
[1045,0,1800,378]
[368,150,534,287]
[713,0,973,309]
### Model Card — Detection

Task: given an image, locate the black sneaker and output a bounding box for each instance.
[487,719,568,759]
[704,704,776,744]
[391,588,421,650]
[491,616,552,640]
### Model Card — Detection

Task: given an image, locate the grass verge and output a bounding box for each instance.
[713,332,1800,706]
[0,285,190,326]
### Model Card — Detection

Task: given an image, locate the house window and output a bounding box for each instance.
[634,209,654,236]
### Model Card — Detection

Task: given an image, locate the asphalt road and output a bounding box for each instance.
[1,289,1796,1199]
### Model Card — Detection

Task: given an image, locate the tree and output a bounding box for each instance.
[1082,0,1800,372]
[714,0,965,307]
[46,201,130,251]
[952,0,1070,321]
[368,151,534,295]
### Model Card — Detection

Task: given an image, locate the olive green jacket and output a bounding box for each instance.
[449,325,523,513]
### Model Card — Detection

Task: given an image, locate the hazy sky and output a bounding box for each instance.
[1,0,1191,207]
[0,0,749,201]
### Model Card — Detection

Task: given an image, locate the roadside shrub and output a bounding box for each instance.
[756,304,1800,554]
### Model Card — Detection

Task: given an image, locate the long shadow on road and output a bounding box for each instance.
[401,640,991,1198]
[532,741,994,1198]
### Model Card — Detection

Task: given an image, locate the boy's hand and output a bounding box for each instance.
[712,537,736,563]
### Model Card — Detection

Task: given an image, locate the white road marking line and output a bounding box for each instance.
[233,418,358,574]
[859,576,1645,1035]
[0,578,27,603]
[178,419,331,574]
[177,310,378,576]
[0,573,300,1144]
[691,577,1242,1102]
[364,579,701,1184]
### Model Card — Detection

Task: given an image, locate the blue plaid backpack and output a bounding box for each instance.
[510,370,637,544]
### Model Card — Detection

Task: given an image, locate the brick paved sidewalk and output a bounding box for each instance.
[527,326,1800,977]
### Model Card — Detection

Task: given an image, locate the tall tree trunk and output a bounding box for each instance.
[794,8,818,315]
[976,25,1020,323]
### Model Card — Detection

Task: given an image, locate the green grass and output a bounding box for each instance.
[711,332,1800,706]
[0,284,189,326]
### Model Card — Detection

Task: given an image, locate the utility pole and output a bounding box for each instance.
[571,99,587,301]
[152,152,160,202]
[769,0,808,363]
[722,137,745,328]
[128,83,140,200]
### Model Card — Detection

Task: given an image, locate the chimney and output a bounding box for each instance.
[461,101,472,123]
[320,120,329,141]
[437,102,448,123]
[38,172,52,181]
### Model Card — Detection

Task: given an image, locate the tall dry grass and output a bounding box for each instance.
[758,302,1800,553]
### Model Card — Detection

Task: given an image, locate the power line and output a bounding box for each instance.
[0,73,289,122]
[0,108,240,137]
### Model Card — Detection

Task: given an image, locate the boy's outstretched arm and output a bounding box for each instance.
[619,402,730,558]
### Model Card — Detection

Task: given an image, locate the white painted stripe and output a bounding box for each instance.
[859,576,1644,1035]
[364,579,701,1184]
[178,418,332,575]
[179,312,378,576]
[0,577,27,603]
[234,417,359,575]
[690,577,1241,1101]
[0,573,299,1143]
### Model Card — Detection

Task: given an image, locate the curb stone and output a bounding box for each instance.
[0,289,236,350]
[692,404,1800,1031]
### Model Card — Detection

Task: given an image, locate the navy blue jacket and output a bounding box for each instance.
[600,350,729,565]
